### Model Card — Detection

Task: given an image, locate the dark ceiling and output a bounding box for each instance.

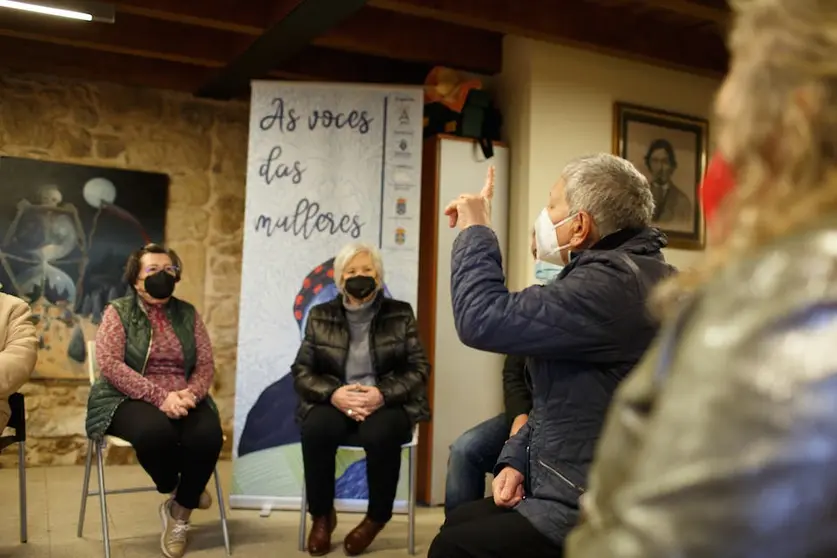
[0,0,730,99]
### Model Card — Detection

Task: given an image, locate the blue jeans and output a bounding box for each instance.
[445,413,509,515]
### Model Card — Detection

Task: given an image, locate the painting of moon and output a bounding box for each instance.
[0,156,169,381]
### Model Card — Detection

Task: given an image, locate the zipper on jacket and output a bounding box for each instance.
[137,303,153,375]
[538,459,586,494]
[368,315,378,374]
[525,444,531,497]
[338,310,351,383]
[141,329,153,375]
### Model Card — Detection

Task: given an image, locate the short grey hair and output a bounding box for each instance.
[333,242,385,293]
[561,153,655,237]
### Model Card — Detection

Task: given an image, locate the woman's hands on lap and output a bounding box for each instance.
[176,389,197,409]
[356,386,384,415]
[331,385,365,420]
[160,391,194,419]
[331,384,385,421]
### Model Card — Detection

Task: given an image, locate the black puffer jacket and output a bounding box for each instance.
[291,293,431,424]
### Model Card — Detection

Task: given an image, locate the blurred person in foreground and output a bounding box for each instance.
[0,291,37,430]
[444,232,559,515]
[292,242,430,556]
[428,155,676,558]
[566,1,837,556]
[86,244,222,558]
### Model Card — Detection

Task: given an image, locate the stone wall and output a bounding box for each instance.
[0,73,249,467]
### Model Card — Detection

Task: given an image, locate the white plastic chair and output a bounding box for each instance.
[298,426,419,554]
[78,340,231,557]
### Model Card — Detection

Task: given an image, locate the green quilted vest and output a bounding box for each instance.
[85,293,217,439]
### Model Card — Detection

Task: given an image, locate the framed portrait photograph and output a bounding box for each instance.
[613,102,709,249]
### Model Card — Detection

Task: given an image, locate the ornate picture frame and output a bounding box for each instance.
[613,102,708,249]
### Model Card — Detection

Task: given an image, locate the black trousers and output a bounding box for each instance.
[107,399,223,510]
[427,498,563,558]
[300,404,412,523]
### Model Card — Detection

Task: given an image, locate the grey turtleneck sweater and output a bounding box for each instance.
[343,298,377,386]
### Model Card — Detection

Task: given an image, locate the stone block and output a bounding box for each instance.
[207,254,242,296]
[209,194,245,238]
[168,172,212,207]
[167,206,210,242]
[94,134,126,160]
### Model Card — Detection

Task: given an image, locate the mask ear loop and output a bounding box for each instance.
[553,213,580,264]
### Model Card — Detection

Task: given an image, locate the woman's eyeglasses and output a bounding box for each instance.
[144,265,179,276]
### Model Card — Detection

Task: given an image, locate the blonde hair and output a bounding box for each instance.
[652,0,837,317]
[333,242,385,293]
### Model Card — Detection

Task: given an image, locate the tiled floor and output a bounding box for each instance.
[0,461,444,558]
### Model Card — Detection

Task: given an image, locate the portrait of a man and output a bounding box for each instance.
[613,102,708,249]
[644,138,693,227]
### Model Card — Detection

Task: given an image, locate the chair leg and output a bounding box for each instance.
[407,446,416,555]
[18,441,27,543]
[214,468,231,556]
[77,440,94,538]
[95,441,112,558]
[298,480,307,552]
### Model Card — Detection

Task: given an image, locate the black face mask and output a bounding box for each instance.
[344,276,377,300]
[144,271,176,300]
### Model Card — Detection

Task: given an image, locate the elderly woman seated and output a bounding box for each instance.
[293,242,430,556]
[85,244,223,558]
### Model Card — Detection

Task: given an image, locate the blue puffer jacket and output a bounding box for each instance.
[450,225,676,545]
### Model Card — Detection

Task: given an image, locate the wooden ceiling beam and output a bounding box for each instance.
[195,0,370,99]
[0,10,239,67]
[115,1,499,76]
[111,2,499,80]
[111,0,267,34]
[0,5,434,87]
[314,7,501,75]
[638,0,728,25]
[276,47,431,84]
[0,36,215,92]
[0,26,426,92]
[369,0,727,75]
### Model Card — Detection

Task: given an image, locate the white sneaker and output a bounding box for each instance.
[159,499,190,558]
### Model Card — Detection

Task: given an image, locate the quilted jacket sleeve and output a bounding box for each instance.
[291,310,341,403]
[378,305,429,404]
[451,226,623,360]
[494,420,531,477]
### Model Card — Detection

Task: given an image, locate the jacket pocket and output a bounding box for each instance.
[537,459,586,495]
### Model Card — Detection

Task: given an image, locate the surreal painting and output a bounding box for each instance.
[613,102,708,249]
[0,156,168,381]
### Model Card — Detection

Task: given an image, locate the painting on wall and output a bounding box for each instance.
[0,157,169,381]
[613,102,709,249]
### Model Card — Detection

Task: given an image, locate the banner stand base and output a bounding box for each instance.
[230,495,412,515]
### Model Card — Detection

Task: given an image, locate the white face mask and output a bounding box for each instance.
[534,208,576,266]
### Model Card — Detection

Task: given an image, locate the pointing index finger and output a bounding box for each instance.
[480,165,495,200]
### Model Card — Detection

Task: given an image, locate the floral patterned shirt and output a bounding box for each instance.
[95,302,214,408]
